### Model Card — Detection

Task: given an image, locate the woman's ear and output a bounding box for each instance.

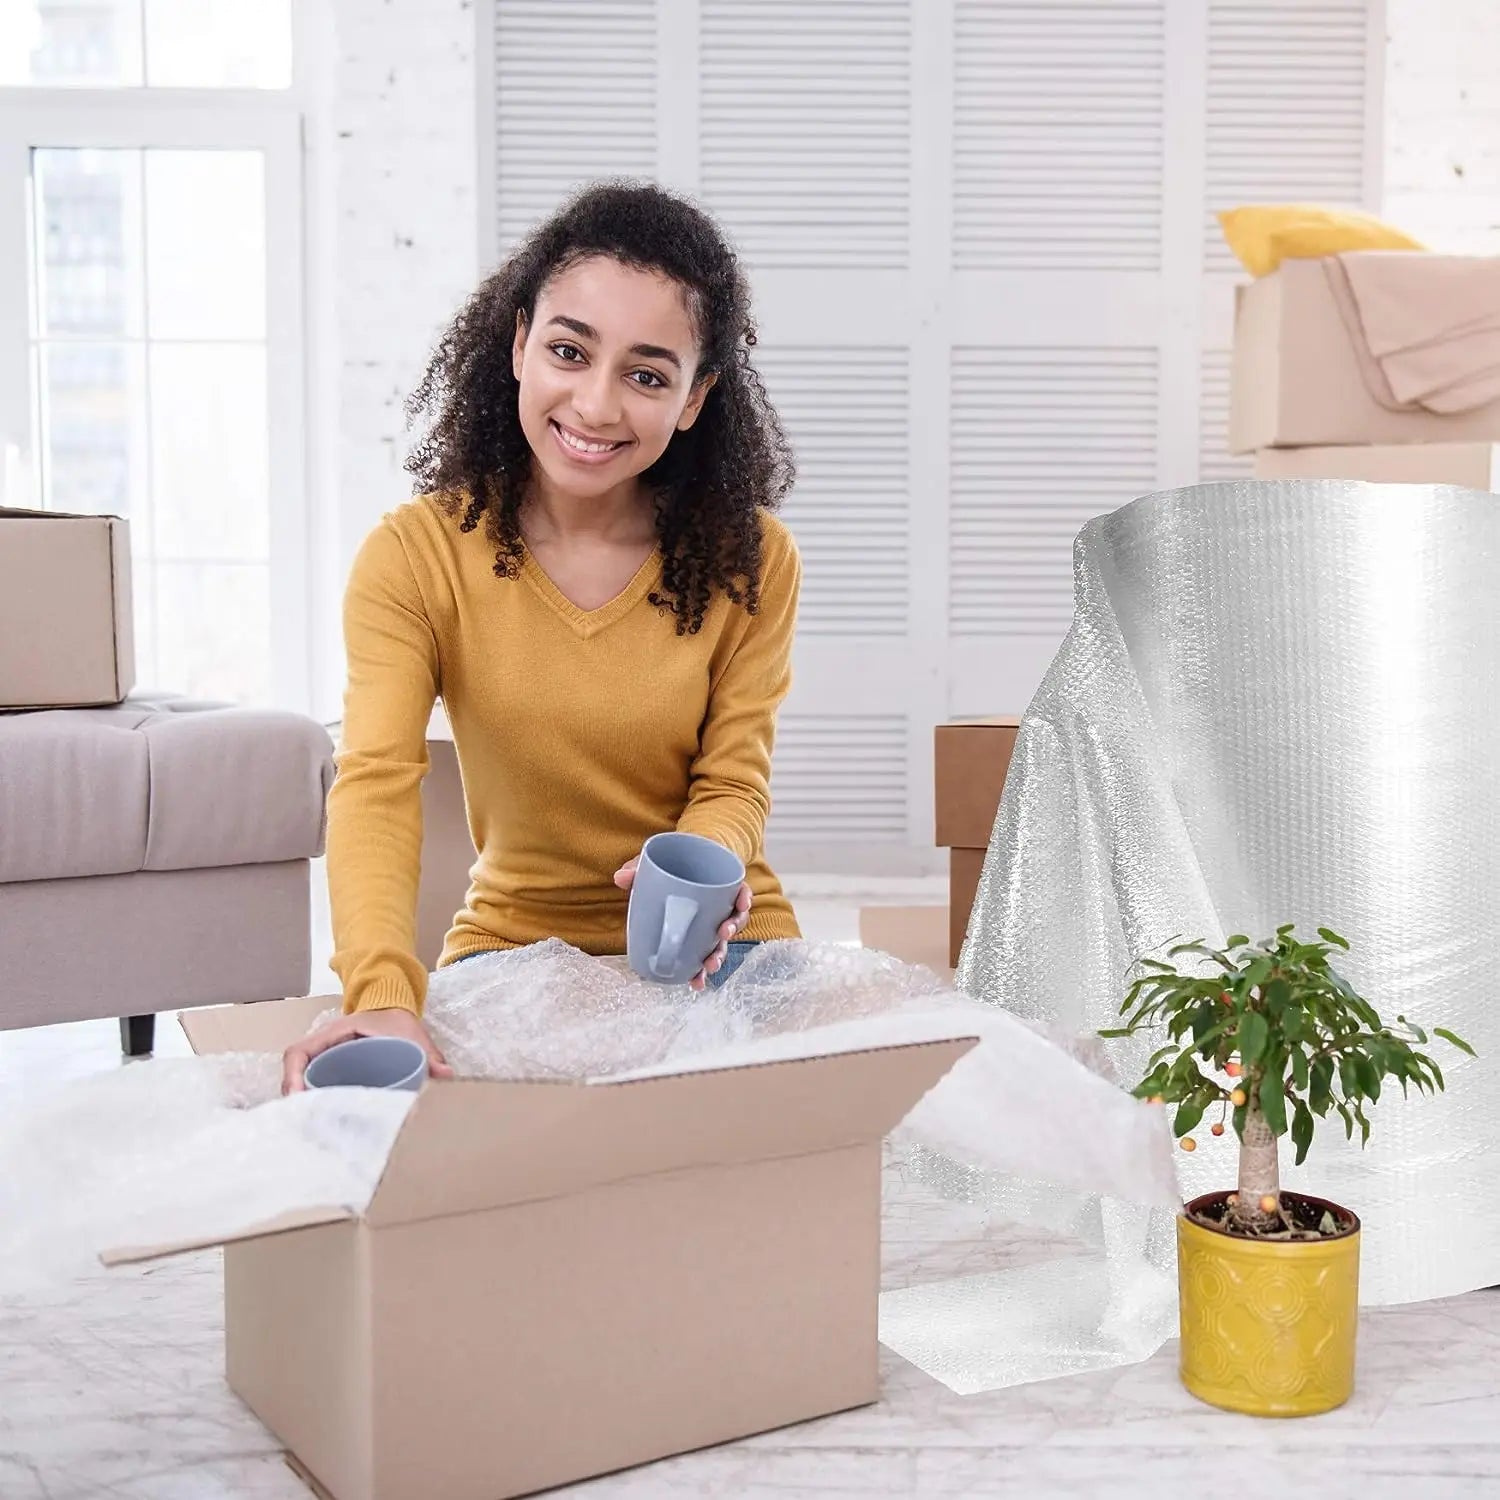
[512,311,529,381]
[677,372,718,432]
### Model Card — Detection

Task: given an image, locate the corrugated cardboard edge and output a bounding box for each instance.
[284,1451,336,1500]
[107,517,134,700]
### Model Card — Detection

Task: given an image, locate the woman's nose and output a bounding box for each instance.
[573,369,622,430]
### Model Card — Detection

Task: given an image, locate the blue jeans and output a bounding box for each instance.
[452,940,759,988]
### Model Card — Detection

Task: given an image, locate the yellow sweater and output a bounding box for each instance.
[328,494,803,1015]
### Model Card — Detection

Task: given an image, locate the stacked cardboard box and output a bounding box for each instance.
[858,718,1020,973]
[934,719,1019,965]
[0,508,134,708]
[1229,258,1500,490]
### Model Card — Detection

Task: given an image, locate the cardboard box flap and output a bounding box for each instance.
[365,1036,977,1228]
[101,1204,356,1267]
[180,995,338,1056]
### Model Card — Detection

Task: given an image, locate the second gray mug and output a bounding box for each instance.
[626,832,745,985]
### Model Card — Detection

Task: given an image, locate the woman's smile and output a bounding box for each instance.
[548,418,631,464]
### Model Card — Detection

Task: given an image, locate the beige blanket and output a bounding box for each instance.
[1323,250,1500,414]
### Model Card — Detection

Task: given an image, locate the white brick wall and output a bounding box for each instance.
[305,0,479,713]
[330,0,478,524]
[1384,0,1500,252]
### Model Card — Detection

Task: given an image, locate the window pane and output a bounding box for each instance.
[33,148,145,339]
[145,151,265,340]
[2,0,144,86]
[144,0,291,87]
[38,341,148,520]
[154,561,271,704]
[148,343,269,560]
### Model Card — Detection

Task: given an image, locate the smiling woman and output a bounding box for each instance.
[283,182,805,1090]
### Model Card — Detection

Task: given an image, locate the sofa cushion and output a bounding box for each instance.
[0,698,334,884]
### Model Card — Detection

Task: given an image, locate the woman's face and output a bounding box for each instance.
[513,255,714,504]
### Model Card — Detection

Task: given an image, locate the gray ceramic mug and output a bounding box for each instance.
[304,1035,427,1092]
[626,832,745,985]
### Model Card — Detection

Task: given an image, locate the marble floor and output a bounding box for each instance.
[2,888,1497,1498]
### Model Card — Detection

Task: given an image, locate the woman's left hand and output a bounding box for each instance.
[613,859,752,991]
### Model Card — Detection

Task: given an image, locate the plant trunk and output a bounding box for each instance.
[1232,1102,1282,1233]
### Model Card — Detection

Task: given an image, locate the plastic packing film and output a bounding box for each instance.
[0,938,1179,1386]
[923,478,1500,1394]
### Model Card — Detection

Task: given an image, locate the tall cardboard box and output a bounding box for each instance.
[934,718,1020,967]
[1254,442,1500,491]
[1229,259,1500,454]
[0,507,134,708]
[107,996,975,1500]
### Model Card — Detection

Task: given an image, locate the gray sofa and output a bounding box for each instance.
[0,695,333,1054]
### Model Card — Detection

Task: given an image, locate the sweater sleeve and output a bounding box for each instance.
[327,519,440,1016]
[675,528,801,864]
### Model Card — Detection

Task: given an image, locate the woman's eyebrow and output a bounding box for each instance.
[546,314,682,371]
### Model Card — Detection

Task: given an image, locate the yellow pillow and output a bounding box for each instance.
[1217,204,1426,277]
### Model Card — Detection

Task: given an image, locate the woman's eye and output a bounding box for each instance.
[549,343,584,363]
[630,369,667,389]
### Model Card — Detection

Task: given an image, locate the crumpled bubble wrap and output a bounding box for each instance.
[939,479,1496,1388]
[0,941,1178,1325]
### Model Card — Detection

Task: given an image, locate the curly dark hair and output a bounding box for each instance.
[404,180,795,635]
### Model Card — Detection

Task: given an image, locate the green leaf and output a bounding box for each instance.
[1173,1103,1204,1139]
[1243,957,1273,987]
[1276,923,1296,938]
[1167,941,1233,969]
[1237,1010,1270,1065]
[1260,1055,1288,1136]
[1317,927,1350,950]
[1336,1101,1355,1140]
[1291,1099,1315,1166]
[1225,934,1249,949]
[1098,1027,1135,1038]
[1135,958,1175,973]
[1291,1047,1310,1092]
[1190,1002,1218,1047]
[1434,1027,1477,1059]
[1309,1055,1334,1115]
[1264,977,1292,1015]
[1355,1053,1382,1103]
[1345,991,1383,1032]
[1353,1101,1371,1147]
[1397,1014,1428,1044]
[1339,1053,1363,1100]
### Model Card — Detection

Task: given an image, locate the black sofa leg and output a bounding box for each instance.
[120,1014,155,1058]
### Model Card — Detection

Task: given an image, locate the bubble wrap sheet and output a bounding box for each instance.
[0,942,1178,1336]
[942,479,1497,1385]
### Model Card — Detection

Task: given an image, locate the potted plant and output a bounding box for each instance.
[1105,924,1473,1417]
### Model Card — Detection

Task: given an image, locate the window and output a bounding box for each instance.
[2,1,292,89]
[0,1,305,709]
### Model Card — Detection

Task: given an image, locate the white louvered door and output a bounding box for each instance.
[483,0,1385,874]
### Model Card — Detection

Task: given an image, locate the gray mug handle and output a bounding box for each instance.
[651,893,699,980]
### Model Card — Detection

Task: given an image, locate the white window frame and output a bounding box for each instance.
[0,85,309,710]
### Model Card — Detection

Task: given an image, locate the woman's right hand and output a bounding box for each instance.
[281,1006,454,1094]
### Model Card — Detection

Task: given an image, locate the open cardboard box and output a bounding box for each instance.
[105,994,976,1500]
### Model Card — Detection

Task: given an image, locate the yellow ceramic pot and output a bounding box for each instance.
[1177,1191,1361,1417]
